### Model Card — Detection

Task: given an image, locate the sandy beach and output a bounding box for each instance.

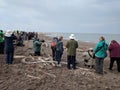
[0,33,120,90]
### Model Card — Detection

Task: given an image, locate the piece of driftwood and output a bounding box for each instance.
[26,74,42,80]
[14,55,26,58]
[21,56,67,65]
[39,70,56,78]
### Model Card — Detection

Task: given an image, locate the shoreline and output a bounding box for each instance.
[42,32,120,43]
[39,33,96,51]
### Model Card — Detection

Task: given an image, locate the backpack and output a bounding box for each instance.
[51,42,56,47]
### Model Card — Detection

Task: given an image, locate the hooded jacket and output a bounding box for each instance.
[33,40,42,52]
[108,41,120,57]
[94,40,108,58]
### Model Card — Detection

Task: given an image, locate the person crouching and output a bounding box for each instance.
[82,48,95,68]
[33,38,42,56]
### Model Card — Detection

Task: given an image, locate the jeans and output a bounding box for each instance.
[6,51,14,64]
[56,51,62,64]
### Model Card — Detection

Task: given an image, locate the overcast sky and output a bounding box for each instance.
[0,0,120,33]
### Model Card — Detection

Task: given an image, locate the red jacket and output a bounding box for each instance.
[108,42,120,57]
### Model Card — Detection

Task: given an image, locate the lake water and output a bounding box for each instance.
[46,33,120,44]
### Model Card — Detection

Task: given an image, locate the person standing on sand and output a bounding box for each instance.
[94,36,108,74]
[56,36,64,67]
[108,40,120,72]
[66,34,78,69]
[51,37,58,60]
[4,30,17,64]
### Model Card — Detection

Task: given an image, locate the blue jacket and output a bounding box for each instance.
[4,34,17,53]
[94,40,108,58]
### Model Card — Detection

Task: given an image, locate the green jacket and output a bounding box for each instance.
[33,40,42,52]
[94,40,108,58]
[0,31,4,43]
[66,39,78,56]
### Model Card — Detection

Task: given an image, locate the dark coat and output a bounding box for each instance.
[56,41,64,53]
[4,34,17,53]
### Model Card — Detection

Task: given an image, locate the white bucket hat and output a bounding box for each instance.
[69,34,75,39]
[5,30,13,37]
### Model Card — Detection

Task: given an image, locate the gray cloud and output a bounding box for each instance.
[0,0,120,33]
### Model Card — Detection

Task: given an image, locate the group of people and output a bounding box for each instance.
[51,34,78,69]
[0,30,120,75]
[83,36,120,74]
[0,30,38,64]
[51,36,64,67]
[50,34,120,74]
[31,33,79,70]
[33,38,48,56]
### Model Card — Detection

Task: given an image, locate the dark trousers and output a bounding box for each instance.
[95,57,104,74]
[0,42,4,54]
[67,56,76,69]
[6,51,14,64]
[34,51,40,56]
[51,47,56,60]
[56,51,62,64]
[109,57,120,72]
